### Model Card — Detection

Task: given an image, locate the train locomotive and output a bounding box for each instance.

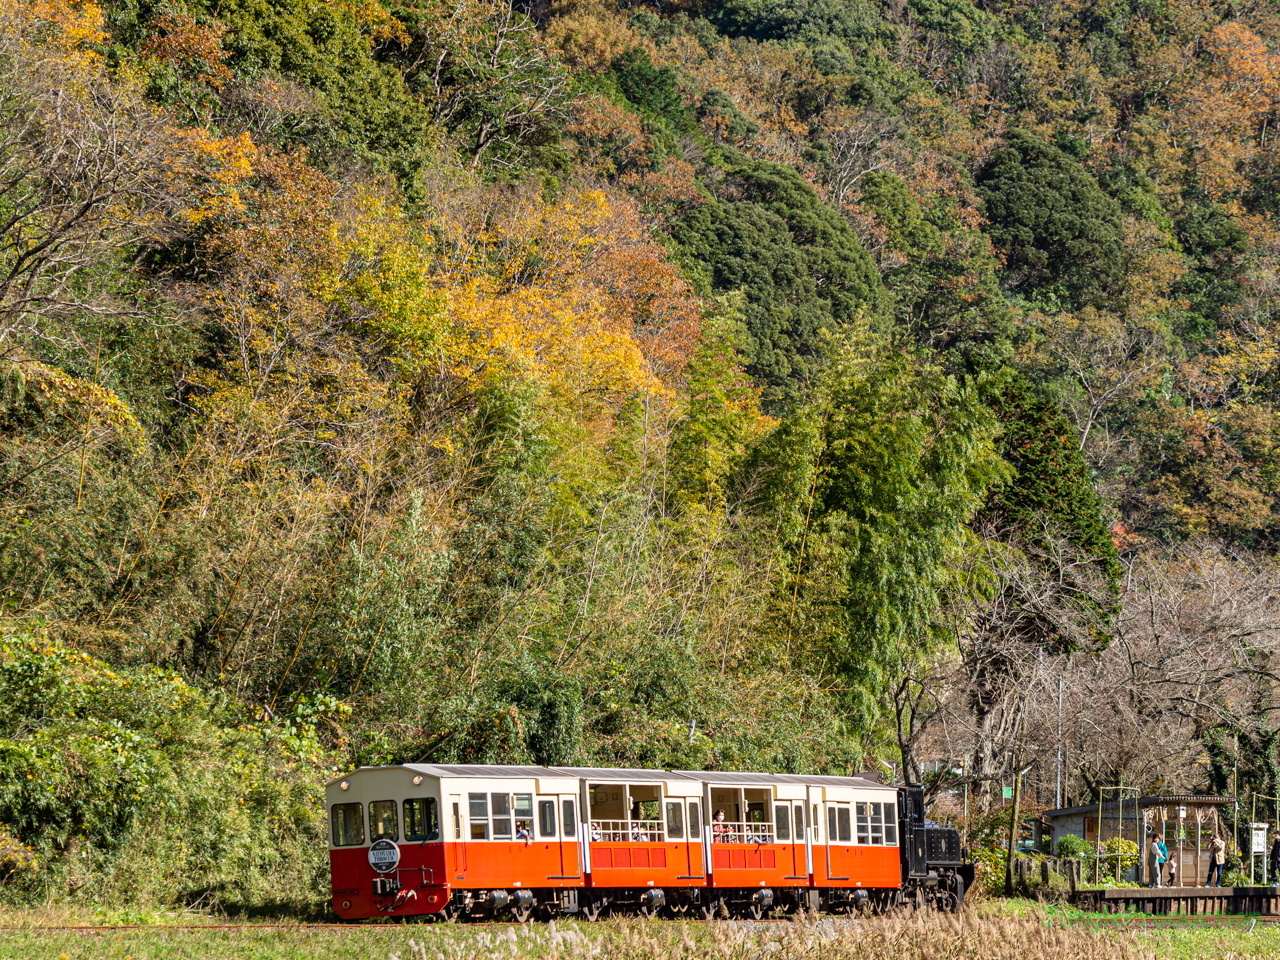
[327,764,973,921]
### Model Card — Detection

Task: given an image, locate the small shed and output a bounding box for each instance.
[1043,795,1234,886]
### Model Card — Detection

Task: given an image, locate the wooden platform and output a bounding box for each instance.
[1074,886,1280,916]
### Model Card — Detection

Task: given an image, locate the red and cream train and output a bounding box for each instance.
[326,764,971,921]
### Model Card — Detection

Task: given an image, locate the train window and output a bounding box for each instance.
[837,806,852,843]
[469,793,489,840]
[856,803,870,844]
[370,800,398,842]
[794,804,805,840]
[492,793,513,839]
[775,805,790,842]
[688,801,701,839]
[331,803,364,846]
[883,803,897,844]
[538,800,557,839]
[514,794,533,830]
[453,802,461,840]
[562,799,577,838]
[869,803,884,844]
[666,801,684,840]
[813,805,821,842]
[827,806,837,843]
[405,798,439,842]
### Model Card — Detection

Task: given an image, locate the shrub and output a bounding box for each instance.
[1056,834,1091,859]
[970,844,1007,896]
[1101,836,1139,877]
[0,631,330,911]
[0,825,35,880]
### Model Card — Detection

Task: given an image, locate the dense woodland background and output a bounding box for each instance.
[2,0,1280,909]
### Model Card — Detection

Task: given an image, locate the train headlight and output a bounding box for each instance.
[340,781,350,791]
[412,775,423,785]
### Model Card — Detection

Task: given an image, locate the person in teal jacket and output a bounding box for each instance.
[1148,833,1165,887]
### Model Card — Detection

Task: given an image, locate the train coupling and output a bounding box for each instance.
[372,877,401,897]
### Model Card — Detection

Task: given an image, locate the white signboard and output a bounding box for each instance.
[1252,822,1269,854]
[368,838,401,874]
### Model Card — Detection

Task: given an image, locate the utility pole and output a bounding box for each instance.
[1096,790,1104,884]
[1005,770,1023,896]
[1005,764,1032,895]
[1056,674,1063,810]
[1117,781,1124,884]
[1235,734,1240,862]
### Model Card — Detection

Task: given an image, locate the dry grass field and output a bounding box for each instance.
[2,908,1279,960]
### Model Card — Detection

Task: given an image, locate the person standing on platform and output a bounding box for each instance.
[1157,829,1167,890]
[1208,831,1226,887]
[1270,832,1280,886]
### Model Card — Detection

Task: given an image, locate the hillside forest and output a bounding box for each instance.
[3,0,1280,911]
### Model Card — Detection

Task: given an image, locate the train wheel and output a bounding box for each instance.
[744,902,765,921]
[511,904,532,924]
[950,876,966,913]
[664,901,689,919]
[581,899,602,922]
[698,899,722,921]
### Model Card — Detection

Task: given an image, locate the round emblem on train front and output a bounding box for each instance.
[368,838,400,874]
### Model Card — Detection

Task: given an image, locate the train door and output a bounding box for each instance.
[806,789,819,880]
[558,794,581,878]
[689,800,705,877]
[785,801,807,879]
[826,801,852,880]
[448,794,466,878]
[668,798,705,879]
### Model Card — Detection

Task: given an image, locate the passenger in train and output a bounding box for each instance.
[515,821,531,844]
[713,809,729,842]
[590,822,602,842]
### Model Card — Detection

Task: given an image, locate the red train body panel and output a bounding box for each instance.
[586,840,704,887]
[708,842,807,888]
[326,764,916,920]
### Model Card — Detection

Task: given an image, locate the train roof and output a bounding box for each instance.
[405,764,557,779]
[670,770,783,785]
[677,771,891,792]
[553,767,697,782]
[779,774,891,790]
[326,764,895,789]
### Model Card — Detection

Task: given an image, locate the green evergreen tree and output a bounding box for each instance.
[977,130,1123,309]
[675,151,887,408]
[982,374,1121,581]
